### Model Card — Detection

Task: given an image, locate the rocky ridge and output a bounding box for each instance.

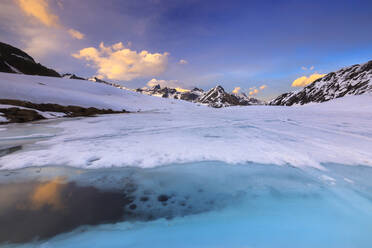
[270,60,372,106]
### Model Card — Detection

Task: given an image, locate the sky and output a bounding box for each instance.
[1,0,372,100]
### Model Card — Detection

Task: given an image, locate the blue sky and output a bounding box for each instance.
[1,0,372,100]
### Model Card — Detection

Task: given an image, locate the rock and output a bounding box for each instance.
[0,99,129,124]
[0,42,61,77]
[269,60,372,106]
[62,73,86,80]
[0,107,45,123]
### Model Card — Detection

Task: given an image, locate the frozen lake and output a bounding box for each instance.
[0,162,372,247]
[1,94,372,247]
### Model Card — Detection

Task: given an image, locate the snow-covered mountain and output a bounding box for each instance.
[137,84,263,108]
[0,41,60,77]
[88,76,134,91]
[62,73,85,80]
[199,85,263,107]
[136,85,203,101]
[270,60,372,106]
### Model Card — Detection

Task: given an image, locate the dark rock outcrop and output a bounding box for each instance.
[0,107,45,123]
[62,73,86,80]
[270,60,372,106]
[0,42,60,77]
[0,99,129,124]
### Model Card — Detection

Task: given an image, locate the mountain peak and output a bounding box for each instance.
[270,60,372,106]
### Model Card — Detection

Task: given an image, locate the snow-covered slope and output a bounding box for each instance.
[0,72,196,112]
[270,60,372,106]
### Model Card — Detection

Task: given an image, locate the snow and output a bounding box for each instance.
[10,53,33,62]
[0,113,7,122]
[4,61,22,73]
[0,72,194,112]
[0,71,372,170]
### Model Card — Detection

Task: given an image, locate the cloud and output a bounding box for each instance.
[15,0,84,40]
[22,27,68,58]
[0,1,72,59]
[57,0,63,9]
[249,89,259,95]
[247,84,267,96]
[301,65,315,71]
[291,73,325,87]
[16,0,60,27]
[178,59,188,65]
[232,87,241,94]
[147,78,178,88]
[147,78,190,92]
[73,42,169,81]
[68,28,84,40]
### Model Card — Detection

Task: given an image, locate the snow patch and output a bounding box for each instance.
[4,61,22,74]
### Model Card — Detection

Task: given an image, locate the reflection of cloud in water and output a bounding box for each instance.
[30,177,66,210]
[0,178,128,244]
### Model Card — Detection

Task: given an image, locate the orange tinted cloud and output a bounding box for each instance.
[68,28,84,40]
[232,87,241,94]
[16,0,84,40]
[16,0,59,27]
[249,88,259,95]
[247,85,267,96]
[73,42,169,81]
[291,73,325,87]
[147,78,190,92]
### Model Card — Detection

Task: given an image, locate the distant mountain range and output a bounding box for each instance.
[136,85,264,108]
[0,41,264,108]
[270,60,372,106]
[1,41,371,108]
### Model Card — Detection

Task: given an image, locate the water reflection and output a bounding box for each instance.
[0,178,128,244]
[1,162,371,246]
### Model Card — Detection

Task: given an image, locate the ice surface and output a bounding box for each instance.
[3,162,372,248]
[1,94,372,170]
